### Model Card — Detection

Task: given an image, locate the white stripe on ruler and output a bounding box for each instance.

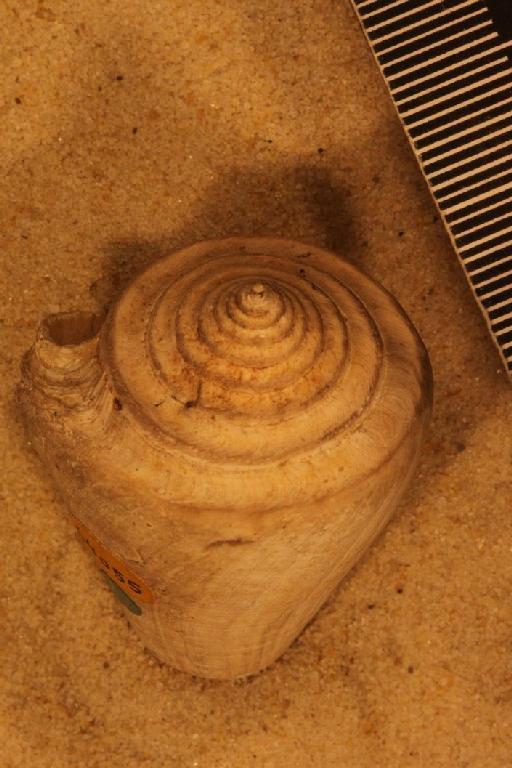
[454,194,512,227]
[412,93,512,145]
[389,40,509,96]
[367,0,482,35]
[372,8,488,53]
[396,55,511,105]
[472,267,512,292]
[359,0,432,21]
[445,181,512,219]
[434,143,512,190]
[457,216,512,251]
[464,237,512,266]
[494,313,512,327]
[421,120,512,166]
[419,102,512,154]
[367,1,441,34]
[389,35,503,92]
[400,68,512,119]
[406,82,512,131]
[379,21,494,69]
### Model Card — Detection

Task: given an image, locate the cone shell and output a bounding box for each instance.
[19,237,432,678]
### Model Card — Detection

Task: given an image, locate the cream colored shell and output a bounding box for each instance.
[19,237,432,679]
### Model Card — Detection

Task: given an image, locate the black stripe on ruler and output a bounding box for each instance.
[403,72,512,130]
[471,257,512,285]
[489,301,512,320]
[446,187,512,225]
[356,1,433,26]
[399,59,511,115]
[475,269,512,295]
[434,158,511,201]
[395,49,508,103]
[425,106,512,170]
[455,214,512,250]
[430,143,512,187]
[492,315,512,332]
[467,256,512,286]
[420,114,512,163]
[459,231,512,262]
[376,15,493,64]
[482,286,512,309]
[440,0,489,7]
[495,329,512,345]
[497,328,512,345]
[423,125,512,175]
[452,202,512,240]
[409,89,512,140]
[359,0,512,38]
[372,6,488,52]
[467,245,512,275]
[388,38,501,92]
[366,4,448,43]
[486,1,512,44]
[382,25,495,79]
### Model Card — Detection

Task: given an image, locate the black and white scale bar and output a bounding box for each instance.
[350,0,512,375]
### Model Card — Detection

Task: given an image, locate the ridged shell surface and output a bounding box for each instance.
[19,236,432,679]
[98,238,428,510]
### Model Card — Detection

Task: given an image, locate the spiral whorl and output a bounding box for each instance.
[100,238,429,497]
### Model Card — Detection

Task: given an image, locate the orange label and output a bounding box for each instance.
[72,517,155,604]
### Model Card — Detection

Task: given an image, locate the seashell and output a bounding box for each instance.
[18,237,432,679]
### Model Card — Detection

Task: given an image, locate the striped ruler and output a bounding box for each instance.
[350,0,512,376]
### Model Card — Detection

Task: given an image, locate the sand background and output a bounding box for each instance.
[1,1,511,766]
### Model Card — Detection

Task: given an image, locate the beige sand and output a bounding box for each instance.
[1,1,511,766]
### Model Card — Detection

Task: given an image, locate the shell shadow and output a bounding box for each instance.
[90,156,484,556]
[92,162,358,312]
